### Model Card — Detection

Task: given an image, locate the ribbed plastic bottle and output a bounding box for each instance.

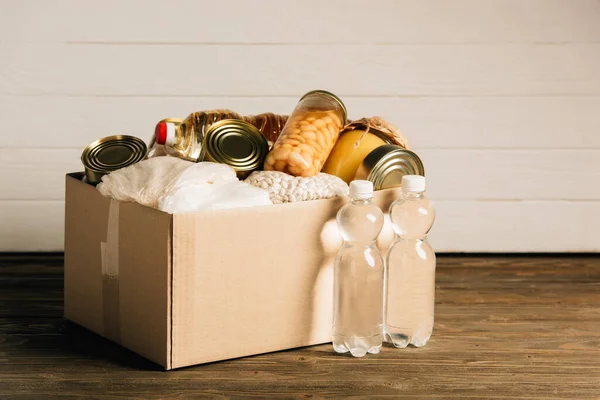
[385,175,436,348]
[333,180,384,357]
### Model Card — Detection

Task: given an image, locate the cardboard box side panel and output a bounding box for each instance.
[171,200,339,368]
[118,201,172,369]
[171,188,401,368]
[64,175,110,335]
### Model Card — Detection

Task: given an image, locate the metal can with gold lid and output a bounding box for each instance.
[81,135,147,185]
[203,119,269,178]
[354,144,425,190]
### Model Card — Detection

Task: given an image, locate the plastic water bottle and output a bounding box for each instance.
[332,180,384,357]
[385,175,436,348]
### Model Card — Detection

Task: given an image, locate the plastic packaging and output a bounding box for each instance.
[96,157,194,208]
[332,180,384,357]
[244,170,348,204]
[147,118,184,158]
[97,158,272,213]
[264,90,346,177]
[385,175,436,348]
[159,164,272,213]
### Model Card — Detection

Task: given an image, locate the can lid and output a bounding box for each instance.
[155,122,176,146]
[349,180,374,199]
[300,90,347,123]
[81,135,147,174]
[357,145,425,190]
[203,119,269,173]
[402,175,426,192]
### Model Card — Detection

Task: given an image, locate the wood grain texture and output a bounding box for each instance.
[2,0,599,44]
[3,200,600,252]
[1,0,600,251]
[0,201,64,251]
[0,254,599,399]
[2,96,600,150]
[4,148,600,201]
[3,43,599,97]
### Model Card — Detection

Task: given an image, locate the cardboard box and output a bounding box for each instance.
[64,173,401,369]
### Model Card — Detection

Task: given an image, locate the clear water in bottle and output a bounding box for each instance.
[333,180,384,357]
[385,175,436,348]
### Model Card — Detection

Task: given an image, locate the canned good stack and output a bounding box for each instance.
[81,90,425,211]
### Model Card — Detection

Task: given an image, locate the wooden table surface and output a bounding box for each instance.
[1,254,599,399]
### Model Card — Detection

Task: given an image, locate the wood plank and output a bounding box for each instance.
[1,0,599,44]
[2,43,599,96]
[2,95,600,150]
[0,149,80,201]
[0,201,64,252]
[419,149,600,200]
[1,200,599,252]
[0,253,63,270]
[0,255,598,398]
[433,200,600,253]
[2,148,600,201]
[2,0,600,256]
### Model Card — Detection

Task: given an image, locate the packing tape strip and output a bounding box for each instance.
[100,199,121,342]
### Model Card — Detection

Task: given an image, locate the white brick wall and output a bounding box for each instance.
[1,0,599,251]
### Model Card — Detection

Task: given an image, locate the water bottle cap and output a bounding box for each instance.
[155,122,176,146]
[349,180,374,199]
[402,175,426,192]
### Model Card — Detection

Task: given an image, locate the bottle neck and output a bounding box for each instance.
[350,196,373,205]
[171,122,190,149]
[174,122,184,141]
[402,190,425,200]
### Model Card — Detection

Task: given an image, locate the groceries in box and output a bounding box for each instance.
[72,89,435,364]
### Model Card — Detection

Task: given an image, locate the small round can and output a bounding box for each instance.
[81,135,147,185]
[203,119,269,179]
[354,144,425,190]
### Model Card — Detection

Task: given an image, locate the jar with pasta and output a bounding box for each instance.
[264,90,347,177]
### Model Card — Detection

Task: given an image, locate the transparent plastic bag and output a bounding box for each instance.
[97,158,271,213]
[159,164,272,213]
[159,180,272,213]
[96,157,193,208]
[245,170,348,204]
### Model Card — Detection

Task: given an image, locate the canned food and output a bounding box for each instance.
[203,119,269,179]
[81,135,147,185]
[354,144,425,190]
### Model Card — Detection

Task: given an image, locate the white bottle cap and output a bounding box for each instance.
[349,180,374,199]
[402,175,426,192]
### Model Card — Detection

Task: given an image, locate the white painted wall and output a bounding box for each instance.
[1,0,599,252]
